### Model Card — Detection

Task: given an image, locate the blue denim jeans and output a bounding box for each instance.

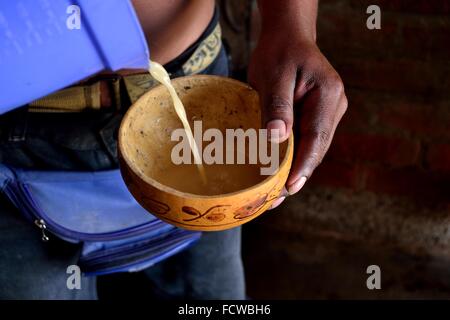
[0,45,245,300]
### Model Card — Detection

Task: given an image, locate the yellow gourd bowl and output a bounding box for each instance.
[118,75,293,231]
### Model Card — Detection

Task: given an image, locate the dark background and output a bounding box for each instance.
[217,0,450,299]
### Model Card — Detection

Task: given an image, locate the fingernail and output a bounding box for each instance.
[269,197,286,210]
[267,120,286,143]
[288,176,307,195]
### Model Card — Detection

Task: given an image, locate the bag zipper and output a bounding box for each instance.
[81,228,194,263]
[79,230,201,276]
[34,219,50,242]
[5,180,168,243]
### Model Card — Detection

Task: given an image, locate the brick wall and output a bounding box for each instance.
[240,0,450,299]
[312,0,450,204]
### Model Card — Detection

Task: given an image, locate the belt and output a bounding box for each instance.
[28,23,222,113]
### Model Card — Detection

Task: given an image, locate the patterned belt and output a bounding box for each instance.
[28,23,222,113]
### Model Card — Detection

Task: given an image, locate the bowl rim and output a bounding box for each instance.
[118,75,294,200]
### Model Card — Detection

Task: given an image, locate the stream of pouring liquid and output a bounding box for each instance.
[149,61,207,185]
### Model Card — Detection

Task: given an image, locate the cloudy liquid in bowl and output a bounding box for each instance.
[147,61,268,195]
[153,161,264,196]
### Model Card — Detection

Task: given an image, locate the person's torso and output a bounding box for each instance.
[132,0,215,66]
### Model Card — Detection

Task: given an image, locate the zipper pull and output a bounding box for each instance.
[34,219,50,242]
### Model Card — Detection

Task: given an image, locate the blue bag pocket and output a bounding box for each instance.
[0,164,201,275]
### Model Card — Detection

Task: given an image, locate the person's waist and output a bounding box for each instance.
[26,7,221,114]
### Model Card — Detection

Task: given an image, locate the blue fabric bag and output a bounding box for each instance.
[0,0,150,113]
[0,164,201,276]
